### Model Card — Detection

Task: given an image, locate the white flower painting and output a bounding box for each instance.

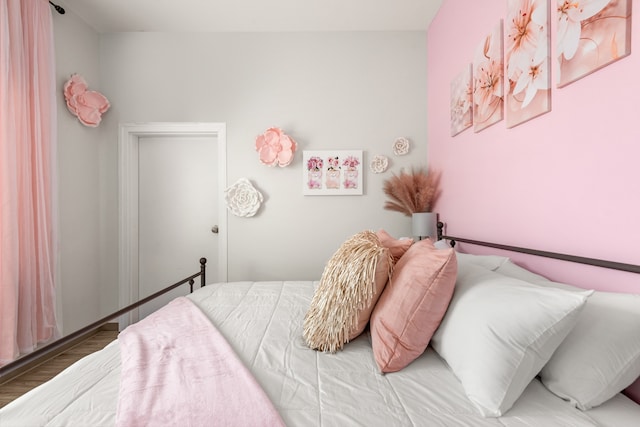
[473,21,504,132]
[450,65,473,136]
[505,0,551,128]
[557,0,632,87]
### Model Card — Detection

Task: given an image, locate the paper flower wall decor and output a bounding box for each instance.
[255,127,297,167]
[63,74,110,127]
[370,155,389,174]
[224,178,263,217]
[392,137,410,156]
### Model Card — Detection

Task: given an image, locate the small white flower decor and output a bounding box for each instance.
[255,127,297,167]
[370,155,389,174]
[392,137,410,156]
[224,178,263,217]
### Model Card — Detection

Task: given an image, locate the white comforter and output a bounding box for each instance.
[2,281,640,426]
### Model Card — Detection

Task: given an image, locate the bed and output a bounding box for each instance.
[1,228,639,426]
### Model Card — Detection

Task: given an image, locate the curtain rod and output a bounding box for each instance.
[49,1,65,14]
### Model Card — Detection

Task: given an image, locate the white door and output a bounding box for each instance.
[137,135,218,318]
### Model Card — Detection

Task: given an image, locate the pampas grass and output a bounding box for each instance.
[383,167,440,216]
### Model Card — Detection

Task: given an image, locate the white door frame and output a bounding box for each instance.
[118,122,227,328]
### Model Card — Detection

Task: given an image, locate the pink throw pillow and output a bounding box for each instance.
[376,229,413,260]
[370,238,457,373]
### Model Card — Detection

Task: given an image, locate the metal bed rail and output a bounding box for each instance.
[0,258,207,382]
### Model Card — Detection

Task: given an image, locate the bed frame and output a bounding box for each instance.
[436,222,640,273]
[436,221,640,403]
[0,258,208,383]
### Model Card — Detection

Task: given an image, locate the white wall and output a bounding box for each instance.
[52,10,102,334]
[53,26,428,327]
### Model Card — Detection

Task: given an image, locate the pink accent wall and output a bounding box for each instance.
[427,0,640,404]
[428,0,639,292]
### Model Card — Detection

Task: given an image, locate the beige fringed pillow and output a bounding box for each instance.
[303,230,393,352]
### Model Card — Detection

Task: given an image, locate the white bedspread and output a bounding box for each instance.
[2,281,639,426]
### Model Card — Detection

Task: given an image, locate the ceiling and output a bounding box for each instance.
[55,0,443,33]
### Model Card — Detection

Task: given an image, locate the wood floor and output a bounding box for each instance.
[0,329,118,409]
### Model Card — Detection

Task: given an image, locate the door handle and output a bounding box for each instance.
[211,225,219,234]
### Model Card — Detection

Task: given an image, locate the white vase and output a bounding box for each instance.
[412,212,437,240]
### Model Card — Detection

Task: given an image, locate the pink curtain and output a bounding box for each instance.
[0,0,58,366]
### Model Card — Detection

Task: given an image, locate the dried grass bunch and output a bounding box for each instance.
[383,167,440,216]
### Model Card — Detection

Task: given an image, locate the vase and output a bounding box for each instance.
[343,169,358,189]
[412,212,437,240]
[326,169,340,189]
[308,170,322,189]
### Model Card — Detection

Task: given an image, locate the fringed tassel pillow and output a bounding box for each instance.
[303,230,394,352]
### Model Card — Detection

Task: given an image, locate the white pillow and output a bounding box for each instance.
[432,239,451,250]
[495,260,640,410]
[430,262,591,417]
[431,240,509,271]
[455,251,510,271]
[493,259,549,282]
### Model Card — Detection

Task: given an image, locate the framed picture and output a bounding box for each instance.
[473,21,504,132]
[557,0,632,87]
[302,150,363,196]
[505,0,551,128]
[450,64,473,136]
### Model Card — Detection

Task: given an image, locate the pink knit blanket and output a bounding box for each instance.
[115,297,285,427]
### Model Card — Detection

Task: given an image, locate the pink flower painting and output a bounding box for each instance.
[63,74,110,127]
[505,0,551,128]
[473,22,504,132]
[255,127,297,167]
[302,150,362,195]
[557,0,632,87]
[450,64,473,136]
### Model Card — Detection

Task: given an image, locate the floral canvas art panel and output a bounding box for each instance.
[473,21,504,132]
[450,64,473,136]
[505,0,551,128]
[302,150,363,196]
[557,0,632,87]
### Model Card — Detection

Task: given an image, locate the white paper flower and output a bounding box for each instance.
[370,155,389,174]
[392,137,410,156]
[224,178,263,217]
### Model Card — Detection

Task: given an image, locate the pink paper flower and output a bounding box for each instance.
[255,127,297,167]
[63,74,110,127]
